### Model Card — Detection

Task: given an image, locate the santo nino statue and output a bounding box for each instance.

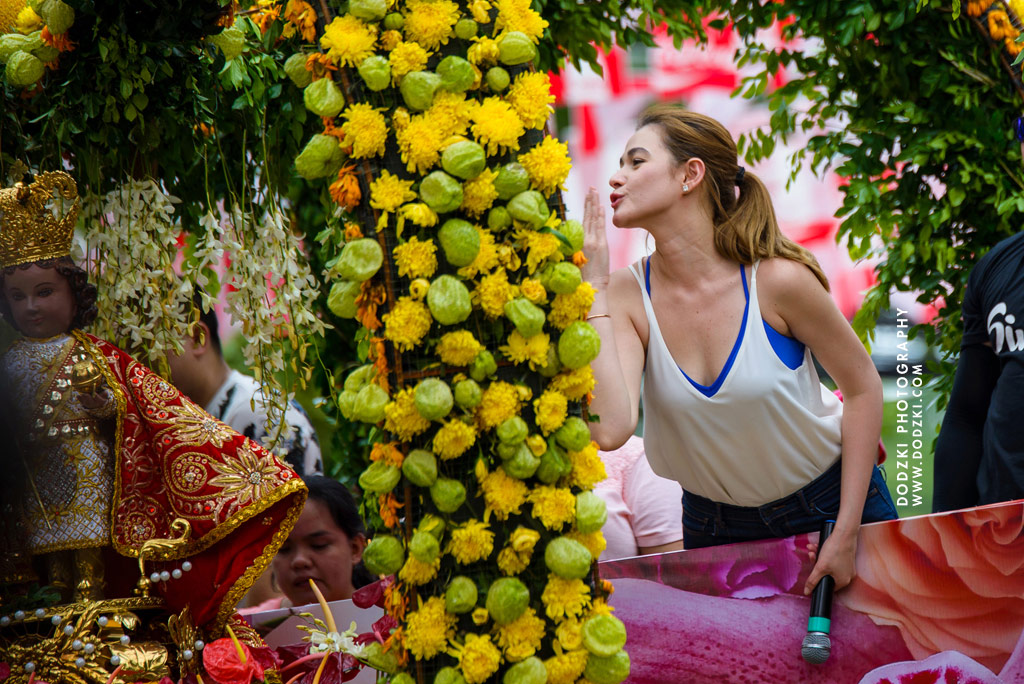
[0,171,307,634]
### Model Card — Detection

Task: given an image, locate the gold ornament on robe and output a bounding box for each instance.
[0,170,79,268]
[70,359,104,394]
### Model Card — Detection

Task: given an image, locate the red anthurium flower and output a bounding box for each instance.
[203,638,265,684]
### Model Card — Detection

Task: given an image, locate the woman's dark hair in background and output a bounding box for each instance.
[302,475,376,589]
[0,256,99,331]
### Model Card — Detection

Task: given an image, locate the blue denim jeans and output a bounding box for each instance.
[682,460,898,549]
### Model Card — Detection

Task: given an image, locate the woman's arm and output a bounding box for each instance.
[759,258,882,594]
[581,188,646,449]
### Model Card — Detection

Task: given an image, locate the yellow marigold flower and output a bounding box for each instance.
[510,526,541,553]
[399,202,439,228]
[433,419,478,460]
[526,433,547,456]
[477,380,521,429]
[497,546,530,576]
[545,649,589,684]
[472,97,524,155]
[428,90,474,138]
[320,15,377,67]
[383,296,432,351]
[392,107,411,133]
[371,170,417,213]
[472,607,490,625]
[589,597,615,617]
[380,28,402,51]
[519,136,572,196]
[500,330,550,370]
[474,269,516,318]
[385,387,432,440]
[541,575,591,622]
[389,40,430,80]
[447,518,495,564]
[467,36,500,66]
[566,529,607,559]
[493,607,545,662]
[478,467,529,520]
[533,389,568,435]
[393,236,438,279]
[405,596,455,659]
[457,634,502,684]
[437,330,484,366]
[396,113,445,173]
[15,6,42,34]
[399,554,440,585]
[548,366,594,402]
[555,618,583,651]
[458,227,500,279]
[566,441,606,489]
[341,103,388,159]
[404,0,459,50]
[471,0,492,24]
[507,72,555,130]
[495,0,549,42]
[529,485,575,530]
[515,228,561,274]
[460,167,499,217]
[519,278,547,304]
[548,281,596,330]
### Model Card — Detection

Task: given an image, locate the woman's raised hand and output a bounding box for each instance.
[582,187,610,288]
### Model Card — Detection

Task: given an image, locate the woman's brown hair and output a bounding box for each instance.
[637,103,829,290]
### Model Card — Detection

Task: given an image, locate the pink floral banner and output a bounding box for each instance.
[598,501,1024,683]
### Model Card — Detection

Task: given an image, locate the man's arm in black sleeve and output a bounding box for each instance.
[932,343,1001,512]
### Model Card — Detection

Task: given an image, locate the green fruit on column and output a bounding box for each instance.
[335,238,384,282]
[438,218,481,266]
[400,70,442,111]
[554,415,591,451]
[343,364,375,392]
[294,134,346,179]
[37,0,74,33]
[391,674,416,684]
[358,460,401,493]
[430,477,467,513]
[284,53,312,87]
[441,141,487,180]
[5,51,44,87]
[409,529,441,562]
[454,17,478,39]
[363,535,405,575]
[420,170,464,213]
[503,657,548,684]
[358,54,391,91]
[486,577,530,625]
[445,575,479,614]
[487,206,512,230]
[507,190,550,229]
[500,443,540,479]
[537,344,562,378]
[402,449,438,487]
[544,536,593,579]
[363,641,400,674]
[541,262,582,295]
[582,615,627,657]
[435,667,467,684]
[303,76,345,117]
[497,31,536,65]
[30,43,57,62]
[337,390,357,420]
[383,12,405,30]
[0,35,40,63]
[583,650,631,684]
[485,66,510,92]
[454,378,483,408]
[536,439,571,484]
[468,349,497,381]
[349,0,387,21]
[559,218,585,255]
[496,441,520,460]
[418,513,447,539]
[427,275,472,325]
[327,280,361,318]
[504,297,546,338]
[575,490,608,534]
[494,163,530,200]
[438,55,476,92]
[352,383,389,423]
[497,416,528,445]
[557,321,601,369]
[414,377,454,420]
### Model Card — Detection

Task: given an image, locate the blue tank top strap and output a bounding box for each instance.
[763,320,805,369]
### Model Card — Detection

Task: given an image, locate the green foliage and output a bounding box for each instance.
[712,0,1023,405]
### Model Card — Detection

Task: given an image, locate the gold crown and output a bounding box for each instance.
[0,171,80,269]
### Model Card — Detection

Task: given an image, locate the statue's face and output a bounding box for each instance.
[2,264,76,338]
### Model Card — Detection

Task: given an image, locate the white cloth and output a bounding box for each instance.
[633,261,843,507]
[206,369,322,476]
[596,435,683,561]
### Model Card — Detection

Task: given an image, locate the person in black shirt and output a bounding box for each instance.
[934,230,1024,511]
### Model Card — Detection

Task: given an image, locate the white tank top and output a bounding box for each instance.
[633,260,843,507]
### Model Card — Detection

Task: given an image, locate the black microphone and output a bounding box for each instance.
[801,519,836,665]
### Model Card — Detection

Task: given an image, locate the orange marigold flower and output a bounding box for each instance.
[371,441,405,468]
[356,281,387,330]
[284,0,317,42]
[571,250,588,267]
[41,26,75,53]
[379,491,403,529]
[305,52,338,80]
[368,336,390,391]
[329,164,362,210]
[344,221,364,240]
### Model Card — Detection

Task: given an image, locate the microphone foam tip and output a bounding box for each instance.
[801,633,831,665]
